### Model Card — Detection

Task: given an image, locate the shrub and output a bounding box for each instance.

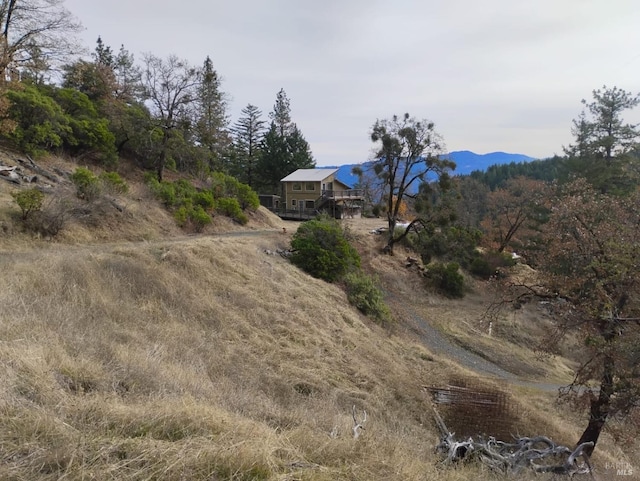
[173,205,212,232]
[70,167,100,201]
[3,85,70,157]
[417,226,482,268]
[157,183,177,207]
[217,197,247,224]
[173,179,198,204]
[25,194,70,237]
[470,257,493,279]
[47,87,117,164]
[173,206,189,226]
[208,172,259,211]
[290,216,360,282]
[425,262,465,298]
[468,250,518,279]
[194,190,215,209]
[99,171,128,194]
[190,205,212,232]
[236,183,260,211]
[11,188,44,220]
[343,271,391,324]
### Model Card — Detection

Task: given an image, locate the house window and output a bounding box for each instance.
[305,200,315,209]
[305,183,315,191]
[291,199,297,207]
[292,183,302,191]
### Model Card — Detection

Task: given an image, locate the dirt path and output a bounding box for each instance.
[386,294,567,393]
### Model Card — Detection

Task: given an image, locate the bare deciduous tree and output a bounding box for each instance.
[141,53,200,181]
[0,0,81,82]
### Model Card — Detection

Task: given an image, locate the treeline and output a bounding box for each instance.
[468,156,563,190]
[0,37,314,195]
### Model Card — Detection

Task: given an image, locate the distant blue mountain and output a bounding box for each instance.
[332,150,537,188]
[447,150,536,175]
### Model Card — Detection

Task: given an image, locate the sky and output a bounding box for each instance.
[62,0,640,166]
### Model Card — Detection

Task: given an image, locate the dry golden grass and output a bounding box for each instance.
[0,162,638,480]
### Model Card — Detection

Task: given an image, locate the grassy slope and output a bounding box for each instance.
[0,154,637,480]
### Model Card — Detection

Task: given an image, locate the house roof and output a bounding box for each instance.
[281,168,338,182]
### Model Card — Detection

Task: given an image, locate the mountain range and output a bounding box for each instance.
[332,150,537,188]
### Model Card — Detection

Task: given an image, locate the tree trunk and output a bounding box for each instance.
[156,150,165,182]
[156,129,170,182]
[576,352,615,457]
[385,215,396,255]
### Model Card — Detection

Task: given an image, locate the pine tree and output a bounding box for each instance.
[93,36,114,67]
[113,44,142,102]
[194,55,229,171]
[269,88,292,137]
[256,89,315,193]
[564,86,640,194]
[231,104,265,188]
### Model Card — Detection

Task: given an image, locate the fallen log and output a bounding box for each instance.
[433,407,594,477]
[14,155,59,182]
[0,166,20,184]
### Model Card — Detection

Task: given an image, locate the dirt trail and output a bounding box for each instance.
[386,294,567,393]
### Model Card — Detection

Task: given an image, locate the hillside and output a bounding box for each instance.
[0,154,638,480]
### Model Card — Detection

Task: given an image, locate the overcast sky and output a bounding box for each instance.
[63,0,640,166]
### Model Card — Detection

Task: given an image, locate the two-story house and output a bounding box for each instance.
[279,168,363,219]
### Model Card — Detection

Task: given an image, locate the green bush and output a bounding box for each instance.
[236,183,260,211]
[190,205,212,232]
[99,171,128,194]
[217,197,247,224]
[146,175,256,228]
[425,262,465,298]
[476,250,516,278]
[3,85,71,156]
[470,257,493,279]
[173,179,197,203]
[70,167,100,201]
[173,206,189,226]
[290,216,360,282]
[173,205,212,232]
[208,172,259,211]
[417,226,482,268]
[54,89,117,164]
[11,188,45,220]
[343,271,391,324]
[157,183,177,206]
[194,190,215,209]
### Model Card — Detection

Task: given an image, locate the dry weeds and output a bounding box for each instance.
[0,164,637,479]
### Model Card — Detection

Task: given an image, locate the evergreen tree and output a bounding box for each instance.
[113,44,142,102]
[194,55,229,172]
[231,103,265,188]
[256,89,315,193]
[93,36,114,67]
[564,86,640,193]
[269,88,292,137]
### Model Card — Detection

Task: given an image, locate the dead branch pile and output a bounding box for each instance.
[433,407,594,477]
[0,155,62,186]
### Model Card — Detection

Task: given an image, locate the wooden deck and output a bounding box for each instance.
[269,190,365,221]
[269,209,318,221]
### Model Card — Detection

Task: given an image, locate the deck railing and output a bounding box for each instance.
[321,189,364,200]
